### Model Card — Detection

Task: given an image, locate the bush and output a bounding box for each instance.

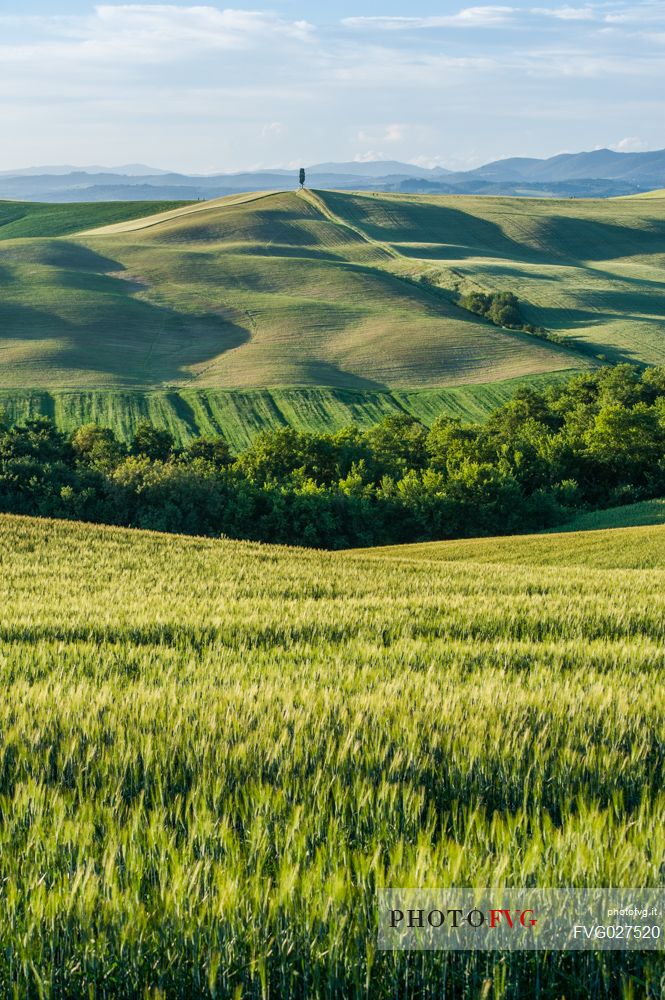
[459,290,522,328]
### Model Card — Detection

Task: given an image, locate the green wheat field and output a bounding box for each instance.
[0,512,663,998]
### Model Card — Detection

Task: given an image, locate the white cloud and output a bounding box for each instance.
[604,3,665,24]
[345,4,665,30]
[342,8,515,31]
[94,5,313,46]
[334,48,496,87]
[0,2,662,172]
[532,7,598,20]
[262,122,284,137]
[515,48,657,77]
[0,6,314,66]
[357,124,404,143]
[612,136,650,151]
[353,152,388,162]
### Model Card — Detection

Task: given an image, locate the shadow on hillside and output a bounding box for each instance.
[581,264,665,292]
[0,300,252,386]
[0,240,122,272]
[239,244,347,263]
[534,302,657,334]
[282,359,388,391]
[526,305,644,364]
[0,243,252,386]
[322,194,547,262]
[161,393,201,436]
[322,193,665,269]
[457,263,564,282]
[576,288,665,317]
[148,194,364,252]
[562,336,641,364]
[523,216,665,262]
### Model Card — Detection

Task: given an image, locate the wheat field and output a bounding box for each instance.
[0,514,662,997]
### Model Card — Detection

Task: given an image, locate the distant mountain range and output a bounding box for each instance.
[1,149,664,201]
[0,164,169,179]
[456,148,665,184]
[307,160,451,178]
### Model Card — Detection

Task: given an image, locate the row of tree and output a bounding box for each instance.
[1,364,665,548]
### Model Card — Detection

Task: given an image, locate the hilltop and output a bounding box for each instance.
[622,188,665,200]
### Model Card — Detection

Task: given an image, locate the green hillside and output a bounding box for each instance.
[2,188,665,437]
[314,189,665,368]
[0,199,190,240]
[0,370,568,449]
[0,190,583,393]
[0,512,662,997]
[355,520,665,569]
[546,498,665,533]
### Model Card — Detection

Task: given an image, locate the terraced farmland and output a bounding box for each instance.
[0,512,663,997]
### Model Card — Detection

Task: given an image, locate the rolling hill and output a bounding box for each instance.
[1,187,665,441]
[623,188,665,200]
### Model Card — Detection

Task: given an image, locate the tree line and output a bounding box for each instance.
[1,364,665,548]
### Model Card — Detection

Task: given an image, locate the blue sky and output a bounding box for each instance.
[1,1,663,172]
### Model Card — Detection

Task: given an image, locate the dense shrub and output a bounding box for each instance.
[459,289,523,328]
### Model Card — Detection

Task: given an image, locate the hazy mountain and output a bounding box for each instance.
[0,168,441,201]
[308,160,449,178]
[448,148,665,186]
[0,149,663,202]
[0,164,168,178]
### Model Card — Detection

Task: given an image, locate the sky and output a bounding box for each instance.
[0,1,663,173]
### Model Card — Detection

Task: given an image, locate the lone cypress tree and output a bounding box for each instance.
[299,168,306,189]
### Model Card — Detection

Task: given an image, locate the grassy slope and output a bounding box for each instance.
[317,190,665,369]
[547,498,665,533]
[0,512,662,996]
[0,371,567,449]
[619,189,665,200]
[0,199,191,239]
[355,521,665,569]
